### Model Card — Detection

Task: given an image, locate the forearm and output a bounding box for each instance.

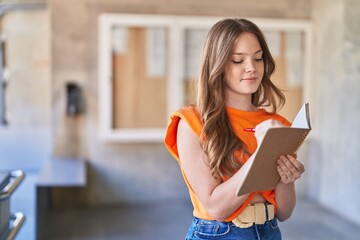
[176,119,258,221]
[203,156,256,221]
[275,182,296,221]
[205,174,250,221]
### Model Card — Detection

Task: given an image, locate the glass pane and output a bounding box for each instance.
[264,30,305,121]
[184,28,209,106]
[111,26,168,128]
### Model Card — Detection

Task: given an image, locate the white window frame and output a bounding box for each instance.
[98,13,313,143]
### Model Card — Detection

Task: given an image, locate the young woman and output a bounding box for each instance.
[164,18,305,240]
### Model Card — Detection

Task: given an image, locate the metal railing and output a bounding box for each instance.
[0,170,25,200]
[0,170,26,240]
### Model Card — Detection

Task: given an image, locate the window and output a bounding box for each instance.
[98,14,313,142]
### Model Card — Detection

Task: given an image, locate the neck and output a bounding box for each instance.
[226,91,258,112]
[227,104,258,111]
[226,97,257,111]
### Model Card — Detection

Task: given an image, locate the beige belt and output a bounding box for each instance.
[232,203,275,228]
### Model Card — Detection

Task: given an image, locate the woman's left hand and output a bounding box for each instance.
[277,155,305,184]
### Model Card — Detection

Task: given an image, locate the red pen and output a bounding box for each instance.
[243,128,256,132]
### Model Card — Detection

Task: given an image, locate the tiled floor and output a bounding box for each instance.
[39,198,360,240]
[8,173,360,240]
[280,199,360,240]
[41,200,194,240]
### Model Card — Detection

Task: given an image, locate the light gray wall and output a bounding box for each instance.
[308,0,360,225]
[0,10,51,171]
[3,0,360,227]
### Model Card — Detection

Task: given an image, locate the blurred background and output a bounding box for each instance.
[0,0,359,239]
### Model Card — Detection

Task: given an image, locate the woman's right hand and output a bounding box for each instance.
[254,119,285,145]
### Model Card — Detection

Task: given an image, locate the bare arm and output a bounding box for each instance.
[255,120,305,221]
[177,118,303,221]
[275,154,305,221]
[177,119,251,221]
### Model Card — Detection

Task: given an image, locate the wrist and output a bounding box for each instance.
[276,181,294,191]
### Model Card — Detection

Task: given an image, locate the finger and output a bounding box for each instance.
[277,166,289,182]
[287,155,305,173]
[279,155,298,174]
[278,156,301,181]
[277,157,293,177]
[277,165,294,184]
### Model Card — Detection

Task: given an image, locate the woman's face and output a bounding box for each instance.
[224,32,264,104]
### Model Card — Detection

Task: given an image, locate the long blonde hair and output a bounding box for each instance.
[196,18,285,179]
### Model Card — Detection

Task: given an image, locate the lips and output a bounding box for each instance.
[242,77,257,81]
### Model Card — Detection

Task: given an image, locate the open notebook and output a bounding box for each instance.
[236,103,311,196]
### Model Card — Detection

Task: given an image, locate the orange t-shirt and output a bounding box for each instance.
[164,105,291,222]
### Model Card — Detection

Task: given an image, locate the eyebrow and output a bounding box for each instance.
[232,49,263,56]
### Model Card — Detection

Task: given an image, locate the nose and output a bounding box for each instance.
[245,59,256,72]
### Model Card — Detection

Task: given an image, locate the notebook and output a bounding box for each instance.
[236,103,311,196]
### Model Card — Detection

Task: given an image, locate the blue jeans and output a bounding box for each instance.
[185,217,282,240]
